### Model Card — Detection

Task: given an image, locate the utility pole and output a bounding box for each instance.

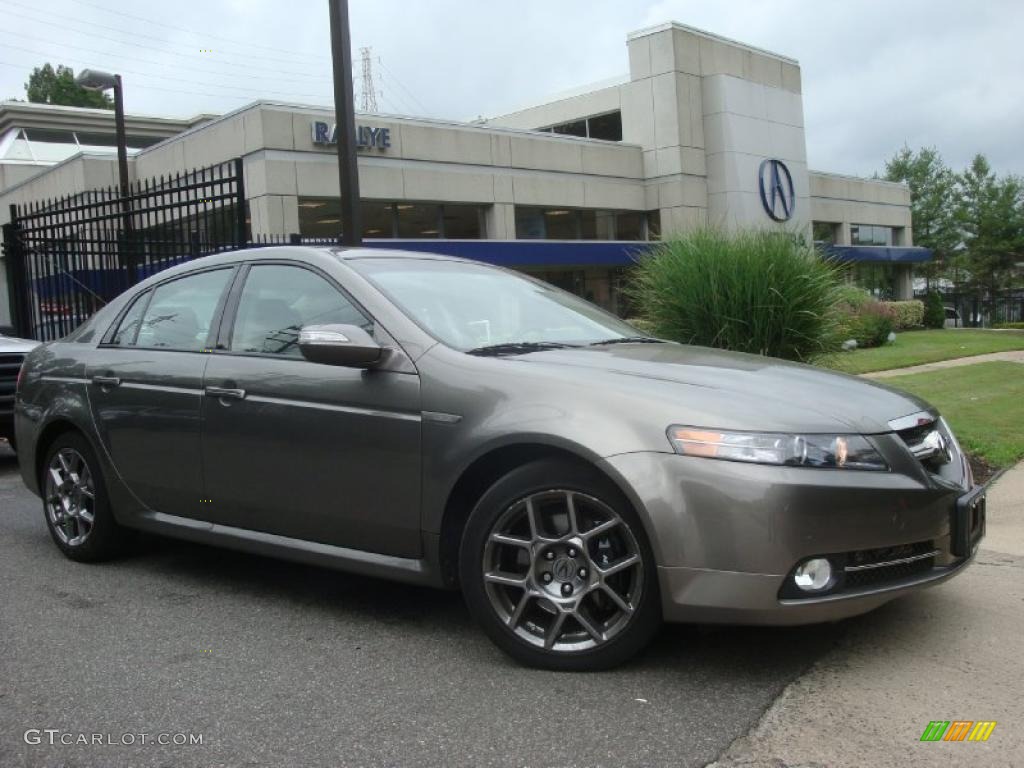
[328,0,361,245]
[359,47,379,113]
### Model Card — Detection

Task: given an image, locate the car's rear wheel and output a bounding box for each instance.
[460,458,661,670]
[42,432,131,561]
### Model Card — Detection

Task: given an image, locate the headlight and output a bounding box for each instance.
[667,426,888,470]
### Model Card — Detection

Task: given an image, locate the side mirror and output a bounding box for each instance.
[298,324,383,368]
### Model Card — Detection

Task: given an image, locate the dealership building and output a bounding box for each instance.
[0,21,928,327]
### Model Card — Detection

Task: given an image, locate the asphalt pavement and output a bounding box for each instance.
[0,443,842,768]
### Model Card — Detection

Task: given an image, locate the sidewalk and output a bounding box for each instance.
[709,461,1024,768]
[865,349,1024,379]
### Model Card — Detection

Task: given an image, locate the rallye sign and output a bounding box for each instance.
[311,121,391,150]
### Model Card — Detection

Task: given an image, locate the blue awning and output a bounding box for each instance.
[822,244,933,263]
[361,239,652,267]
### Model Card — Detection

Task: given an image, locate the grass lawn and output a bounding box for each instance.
[823,329,1024,374]
[882,361,1024,468]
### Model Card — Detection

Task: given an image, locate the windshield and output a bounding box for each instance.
[350,257,642,351]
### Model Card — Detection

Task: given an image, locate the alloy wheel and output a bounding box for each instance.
[482,489,644,653]
[44,447,96,547]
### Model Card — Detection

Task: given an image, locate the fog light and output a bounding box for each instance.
[794,558,832,591]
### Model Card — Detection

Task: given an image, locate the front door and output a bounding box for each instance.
[87,266,236,517]
[199,262,422,558]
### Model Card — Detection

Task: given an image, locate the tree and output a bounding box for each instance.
[884,146,959,288]
[25,64,113,109]
[956,154,1024,306]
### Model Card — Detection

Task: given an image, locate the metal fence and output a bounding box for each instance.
[927,290,1024,328]
[3,158,246,341]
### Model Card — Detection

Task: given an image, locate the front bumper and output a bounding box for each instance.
[600,441,981,626]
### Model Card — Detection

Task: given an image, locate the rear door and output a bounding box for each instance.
[87,266,236,517]
[199,261,422,557]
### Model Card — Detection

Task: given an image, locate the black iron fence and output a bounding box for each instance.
[924,290,1024,328]
[3,158,246,341]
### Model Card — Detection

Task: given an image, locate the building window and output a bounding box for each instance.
[552,119,587,138]
[615,211,644,241]
[580,210,616,239]
[443,204,483,238]
[397,203,440,238]
[297,198,486,239]
[812,221,839,244]
[850,224,893,246]
[515,206,658,240]
[543,209,578,239]
[540,111,623,142]
[587,111,623,141]
[361,202,393,238]
[646,210,661,240]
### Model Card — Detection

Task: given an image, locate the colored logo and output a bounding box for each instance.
[758,158,795,222]
[920,721,996,742]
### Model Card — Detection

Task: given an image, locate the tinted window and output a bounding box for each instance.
[230,265,369,356]
[135,269,232,350]
[109,290,150,346]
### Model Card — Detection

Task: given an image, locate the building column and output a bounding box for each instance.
[485,203,515,239]
[893,264,914,300]
[837,221,852,246]
[248,194,300,238]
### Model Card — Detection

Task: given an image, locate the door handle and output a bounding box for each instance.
[91,375,121,388]
[205,386,246,401]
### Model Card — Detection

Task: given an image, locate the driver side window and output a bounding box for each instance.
[230,264,370,356]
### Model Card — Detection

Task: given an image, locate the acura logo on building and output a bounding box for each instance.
[758,159,796,222]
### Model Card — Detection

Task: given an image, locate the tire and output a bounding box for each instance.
[41,431,133,562]
[460,458,661,671]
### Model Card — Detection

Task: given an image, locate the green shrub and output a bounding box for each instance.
[923,291,946,329]
[883,300,925,329]
[628,228,843,362]
[993,322,1024,330]
[847,302,896,347]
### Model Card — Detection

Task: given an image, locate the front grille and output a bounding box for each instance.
[0,354,25,415]
[847,540,936,568]
[844,554,936,590]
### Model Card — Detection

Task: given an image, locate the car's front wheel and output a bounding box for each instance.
[42,432,132,561]
[460,458,661,670]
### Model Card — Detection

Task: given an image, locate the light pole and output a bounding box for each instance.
[328,0,362,245]
[75,69,134,272]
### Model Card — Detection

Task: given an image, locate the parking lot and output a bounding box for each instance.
[0,445,848,768]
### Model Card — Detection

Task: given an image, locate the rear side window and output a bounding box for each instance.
[134,269,232,350]
[230,264,369,356]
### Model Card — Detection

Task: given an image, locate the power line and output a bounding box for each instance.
[376,59,431,116]
[2,29,330,87]
[1,0,327,70]
[0,59,255,102]
[70,0,327,65]
[0,46,332,102]
[0,3,334,80]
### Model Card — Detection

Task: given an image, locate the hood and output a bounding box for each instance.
[0,334,40,354]
[513,342,932,435]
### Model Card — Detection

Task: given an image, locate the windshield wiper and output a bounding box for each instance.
[467,341,581,357]
[589,336,665,346]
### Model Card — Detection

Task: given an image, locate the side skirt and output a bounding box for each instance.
[131,511,445,588]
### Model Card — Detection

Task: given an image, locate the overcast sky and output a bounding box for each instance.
[2,0,1022,177]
